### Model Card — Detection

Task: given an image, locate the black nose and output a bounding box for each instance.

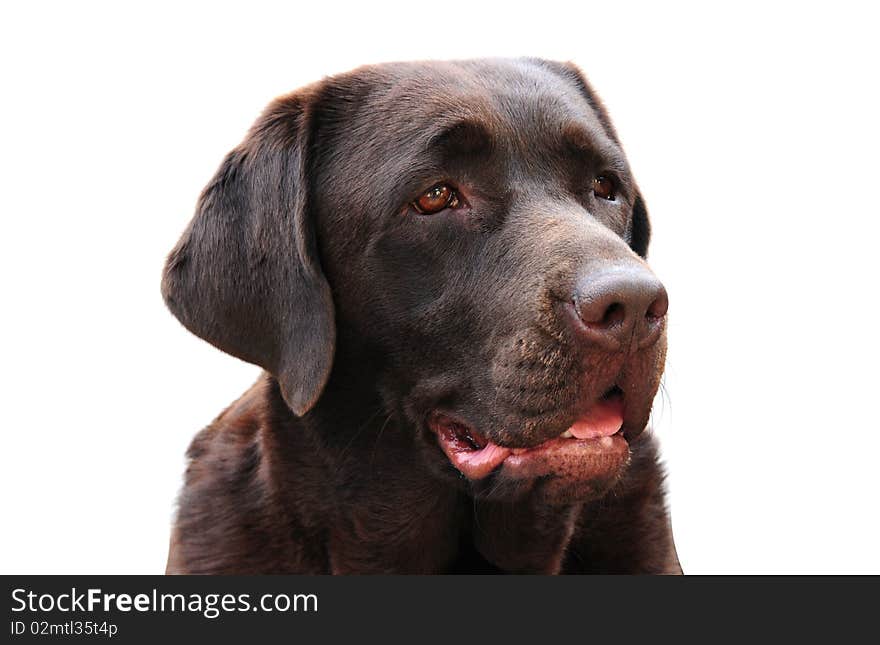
[570,264,668,351]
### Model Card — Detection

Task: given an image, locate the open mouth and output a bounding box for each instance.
[429,387,630,482]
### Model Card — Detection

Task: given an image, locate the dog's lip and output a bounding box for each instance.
[428,391,628,482]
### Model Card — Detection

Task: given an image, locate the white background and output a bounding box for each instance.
[2,1,878,574]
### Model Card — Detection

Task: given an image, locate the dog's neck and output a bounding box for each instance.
[259,371,581,573]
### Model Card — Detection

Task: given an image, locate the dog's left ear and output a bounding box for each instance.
[161,90,335,416]
[531,58,652,258]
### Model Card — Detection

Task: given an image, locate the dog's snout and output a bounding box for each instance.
[569,265,668,351]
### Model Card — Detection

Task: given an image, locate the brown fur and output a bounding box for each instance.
[163,59,681,574]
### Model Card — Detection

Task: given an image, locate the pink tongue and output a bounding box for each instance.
[568,398,624,439]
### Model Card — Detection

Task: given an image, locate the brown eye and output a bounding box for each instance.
[413,184,459,214]
[593,175,616,201]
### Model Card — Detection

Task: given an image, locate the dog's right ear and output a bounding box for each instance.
[161,91,335,416]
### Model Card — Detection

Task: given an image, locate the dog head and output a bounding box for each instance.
[163,58,667,505]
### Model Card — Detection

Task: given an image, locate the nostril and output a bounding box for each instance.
[599,302,626,328]
[573,296,626,329]
[645,289,669,321]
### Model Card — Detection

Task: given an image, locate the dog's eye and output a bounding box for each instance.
[413,184,459,215]
[593,175,617,201]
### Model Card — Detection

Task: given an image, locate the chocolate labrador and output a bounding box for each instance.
[162,58,681,574]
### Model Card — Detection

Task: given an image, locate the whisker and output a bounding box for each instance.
[370,413,394,468]
[332,405,385,477]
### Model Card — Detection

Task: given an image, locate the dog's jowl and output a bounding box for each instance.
[162,58,681,574]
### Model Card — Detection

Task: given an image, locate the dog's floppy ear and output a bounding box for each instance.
[630,192,651,258]
[162,91,334,416]
[531,58,652,258]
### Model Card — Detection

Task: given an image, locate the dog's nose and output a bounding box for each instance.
[570,264,668,351]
